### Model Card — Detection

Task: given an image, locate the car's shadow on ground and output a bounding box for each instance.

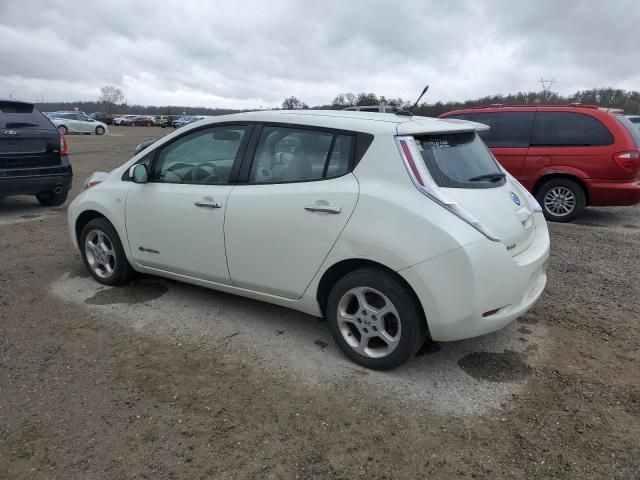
[0,196,63,226]
[53,269,547,414]
[571,206,640,229]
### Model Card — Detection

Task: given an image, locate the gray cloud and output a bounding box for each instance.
[1,0,638,108]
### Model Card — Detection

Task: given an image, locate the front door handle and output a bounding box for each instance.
[194,200,222,209]
[304,205,341,214]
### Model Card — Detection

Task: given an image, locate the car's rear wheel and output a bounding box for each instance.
[36,187,68,206]
[57,125,68,134]
[80,218,134,286]
[327,268,426,370]
[95,126,105,135]
[536,178,586,222]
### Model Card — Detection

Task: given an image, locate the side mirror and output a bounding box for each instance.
[130,164,148,184]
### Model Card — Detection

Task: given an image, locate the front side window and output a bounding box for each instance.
[414,132,506,188]
[249,127,353,183]
[152,126,248,184]
[466,111,534,148]
[531,112,614,146]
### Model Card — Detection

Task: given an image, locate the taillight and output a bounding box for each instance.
[612,151,640,175]
[59,133,68,155]
[395,136,500,242]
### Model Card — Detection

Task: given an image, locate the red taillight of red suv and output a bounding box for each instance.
[60,133,68,155]
[612,151,640,175]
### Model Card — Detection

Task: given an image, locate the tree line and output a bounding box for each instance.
[35,86,640,117]
[286,87,640,115]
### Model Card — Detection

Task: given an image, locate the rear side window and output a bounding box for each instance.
[249,127,354,183]
[414,132,506,189]
[531,112,614,146]
[0,102,52,129]
[465,111,534,148]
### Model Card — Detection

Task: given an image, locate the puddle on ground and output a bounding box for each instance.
[623,224,639,230]
[85,281,168,305]
[457,351,532,383]
[19,214,42,220]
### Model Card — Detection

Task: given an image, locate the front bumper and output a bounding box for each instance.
[400,214,550,342]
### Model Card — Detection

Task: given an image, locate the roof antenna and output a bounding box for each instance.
[397,85,429,116]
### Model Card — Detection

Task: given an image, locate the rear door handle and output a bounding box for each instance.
[304,205,341,214]
[194,200,222,209]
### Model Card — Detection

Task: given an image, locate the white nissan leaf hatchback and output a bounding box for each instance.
[68,110,550,370]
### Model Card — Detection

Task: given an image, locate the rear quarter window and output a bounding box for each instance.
[531,112,614,146]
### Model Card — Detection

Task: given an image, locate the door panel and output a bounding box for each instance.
[125,183,233,282]
[489,147,530,177]
[225,174,359,298]
[124,124,251,283]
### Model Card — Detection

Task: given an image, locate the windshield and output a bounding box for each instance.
[413,132,506,189]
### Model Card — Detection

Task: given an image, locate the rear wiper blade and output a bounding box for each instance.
[468,172,506,182]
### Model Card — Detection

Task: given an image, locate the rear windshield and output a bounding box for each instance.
[0,102,53,130]
[414,132,506,189]
[616,115,640,147]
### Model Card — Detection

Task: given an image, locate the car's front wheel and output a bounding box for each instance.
[57,125,68,134]
[95,126,105,135]
[536,178,586,222]
[80,218,135,286]
[327,268,427,370]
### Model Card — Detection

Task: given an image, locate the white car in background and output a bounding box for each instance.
[112,114,138,126]
[50,112,108,135]
[67,110,550,370]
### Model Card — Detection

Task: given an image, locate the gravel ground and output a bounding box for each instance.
[1,127,639,479]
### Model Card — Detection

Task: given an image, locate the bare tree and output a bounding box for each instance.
[281,96,308,110]
[98,86,125,115]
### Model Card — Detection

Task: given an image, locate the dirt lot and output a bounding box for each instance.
[1,126,639,479]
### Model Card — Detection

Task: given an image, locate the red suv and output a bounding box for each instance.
[440,105,640,221]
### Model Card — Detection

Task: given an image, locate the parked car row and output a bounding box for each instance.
[112,114,196,128]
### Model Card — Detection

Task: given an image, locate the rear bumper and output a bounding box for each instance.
[400,214,550,342]
[586,179,640,206]
[0,167,73,196]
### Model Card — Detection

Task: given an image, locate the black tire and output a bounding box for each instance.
[36,188,68,206]
[80,218,135,286]
[95,126,105,135]
[57,125,68,135]
[536,178,586,222]
[326,267,427,370]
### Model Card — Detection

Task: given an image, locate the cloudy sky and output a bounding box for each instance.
[1,0,638,108]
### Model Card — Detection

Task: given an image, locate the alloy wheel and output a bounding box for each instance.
[84,229,117,279]
[543,186,576,216]
[336,287,401,359]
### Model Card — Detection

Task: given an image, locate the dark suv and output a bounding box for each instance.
[440,105,640,221]
[0,100,72,206]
